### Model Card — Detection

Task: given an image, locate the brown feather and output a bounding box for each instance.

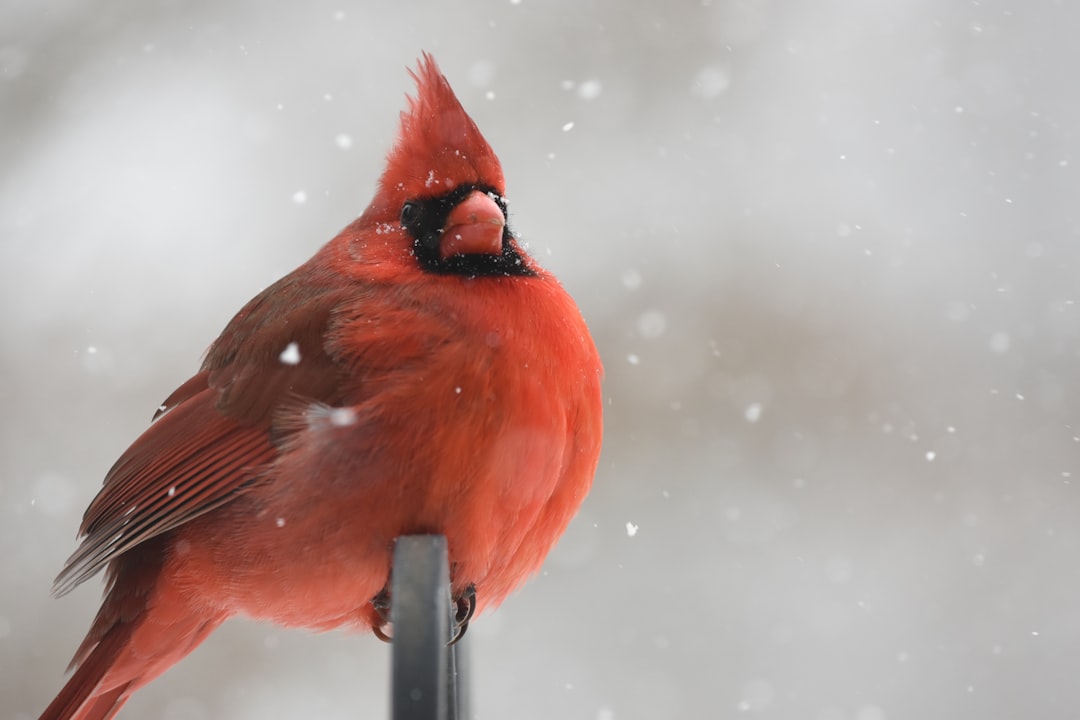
[53,273,361,597]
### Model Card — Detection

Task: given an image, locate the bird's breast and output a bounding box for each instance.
[174,276,601,626]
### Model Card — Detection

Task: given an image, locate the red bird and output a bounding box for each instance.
[40,54,603,720]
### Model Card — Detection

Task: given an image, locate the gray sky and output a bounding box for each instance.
[3,2,1078,719]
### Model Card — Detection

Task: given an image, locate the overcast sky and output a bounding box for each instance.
[3,2,1079,719]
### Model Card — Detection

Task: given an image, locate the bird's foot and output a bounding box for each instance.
[371,587,393,643]
[369,583,476,644]
[449,583,477,645]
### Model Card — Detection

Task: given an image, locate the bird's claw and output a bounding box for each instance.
[371,588,393,643]
[369,583,476,645]
[449,584,477,645]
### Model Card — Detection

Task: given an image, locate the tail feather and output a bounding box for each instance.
[40,541,227,720]
[40,607,225,720]
[73,689,130,720]
[39,621,136,720]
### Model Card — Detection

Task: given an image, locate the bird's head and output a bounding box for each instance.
[353,54,533,278]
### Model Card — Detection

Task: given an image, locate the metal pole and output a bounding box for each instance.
[390,535,465,720]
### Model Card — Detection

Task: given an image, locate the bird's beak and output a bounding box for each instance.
[440,191,505,260]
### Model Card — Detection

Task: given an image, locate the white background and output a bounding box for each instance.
[3,1,1078,718]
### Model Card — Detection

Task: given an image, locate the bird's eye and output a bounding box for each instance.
[400,201,420,227]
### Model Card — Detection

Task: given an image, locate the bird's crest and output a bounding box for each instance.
[379,54,505,203]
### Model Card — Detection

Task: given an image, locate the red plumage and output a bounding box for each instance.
[40,54,603,720]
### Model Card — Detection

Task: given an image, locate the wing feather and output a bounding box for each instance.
[53,272,361,596]
[53,385,276,596]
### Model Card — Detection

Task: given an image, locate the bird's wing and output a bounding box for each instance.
[52,272,357,596]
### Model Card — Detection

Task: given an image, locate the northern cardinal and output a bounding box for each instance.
[40,54,603,720]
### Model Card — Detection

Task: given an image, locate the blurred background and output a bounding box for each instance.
[3,1,1078,718]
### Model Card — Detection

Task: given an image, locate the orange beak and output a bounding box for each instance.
[440,191,506,260]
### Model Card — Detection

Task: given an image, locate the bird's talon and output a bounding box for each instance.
[449,584,477,646]
[449,621,469,645]
[371,588,392,643]
[373,622,393,643]
[453,584,477,625]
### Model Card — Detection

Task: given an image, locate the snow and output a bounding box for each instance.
[328,407,357,427]
[7,4,1080,719]
[279,342,301,365]
[691,65,731,99]
[576,80,602,100]
[636,310,667,339]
